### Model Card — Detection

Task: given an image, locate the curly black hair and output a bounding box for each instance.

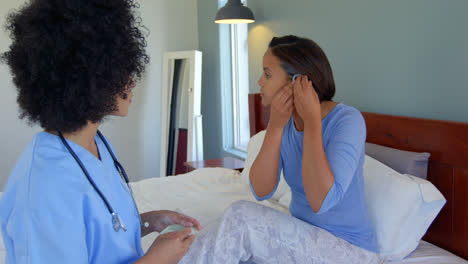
[1,0,149,133]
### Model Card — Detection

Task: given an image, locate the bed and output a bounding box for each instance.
[0,93,467,263]
[248,93,468,263]
[134,168,466,264]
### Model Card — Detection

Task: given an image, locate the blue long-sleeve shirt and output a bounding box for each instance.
[250,103,378,253]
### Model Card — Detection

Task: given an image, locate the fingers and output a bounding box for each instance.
[293,75,304,95]
[283,93,294,109]
[302,76,315,97]
[301,74,308,91]
[183,234,196,246]
[275,83,293,104]
[273,89,293,114]
[293,75,316,97]
[159,231,178,238]
[182,234,196,255]
[186,217,201,231]
[293,76,303,97]
[173,212,201,231]
[181,215,201,231]
[282,82,294,94]
[176,228,193,240]
[299,75,315,93]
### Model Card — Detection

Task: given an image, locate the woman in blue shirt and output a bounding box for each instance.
[175,36,381,264]
[249,35,379,258]
[0,0,199,263]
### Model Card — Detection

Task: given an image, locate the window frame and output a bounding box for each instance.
[219,0,250,159]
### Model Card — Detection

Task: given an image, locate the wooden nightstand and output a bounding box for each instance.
[184,157,244,173]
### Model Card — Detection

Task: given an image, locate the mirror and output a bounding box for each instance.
[160,50,203,176]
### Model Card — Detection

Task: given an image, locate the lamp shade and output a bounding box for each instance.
[215,0,255,24]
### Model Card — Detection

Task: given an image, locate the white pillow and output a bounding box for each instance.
[363,155,446,261]
[247,131,445,261]
[241,130,290,201]
[276,155,445,261]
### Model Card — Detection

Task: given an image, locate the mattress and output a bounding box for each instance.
[0,167,466,263]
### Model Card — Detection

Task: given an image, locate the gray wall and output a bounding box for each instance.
[0,0,199,190]
[198,0,468,160]
[197,0,225,160]
[247,0,468,122]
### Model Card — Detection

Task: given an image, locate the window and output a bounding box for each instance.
[219,0,251,158]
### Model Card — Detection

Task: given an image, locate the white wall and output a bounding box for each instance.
[0,0,42,190]
[0,0,199,190]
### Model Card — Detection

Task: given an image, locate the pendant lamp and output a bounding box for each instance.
[215,0,255,24]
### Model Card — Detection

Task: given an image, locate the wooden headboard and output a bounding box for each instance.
[248,93,468,260]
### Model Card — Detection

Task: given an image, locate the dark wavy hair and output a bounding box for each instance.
[269,35,335,102]
[1,0,149,133]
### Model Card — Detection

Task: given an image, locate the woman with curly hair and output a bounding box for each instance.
[0,0,199,263]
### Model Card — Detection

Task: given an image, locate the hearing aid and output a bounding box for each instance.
[292,74,312,83]
[160,224,199,238]
[292,74,300,82]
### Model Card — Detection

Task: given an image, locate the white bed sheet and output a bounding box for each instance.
[129,168,290,252]
[0,168,466,263]
[392,240,467,264]
[130,167,467,264]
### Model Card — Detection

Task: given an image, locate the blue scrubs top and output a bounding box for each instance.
[250,104,378,253]
[0,132,144,263]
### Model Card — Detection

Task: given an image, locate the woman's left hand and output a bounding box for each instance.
[293,75,321,124]
[145,210,201,233]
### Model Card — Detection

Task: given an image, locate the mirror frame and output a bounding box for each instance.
[160,50,203,177]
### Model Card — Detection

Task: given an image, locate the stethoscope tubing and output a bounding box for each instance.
[97,130,131,184]
[57,130,138,232]
[58,130,116,216]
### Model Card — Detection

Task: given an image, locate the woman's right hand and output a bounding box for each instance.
[137,228,195,264]
[269,83,294,131]
[250,84,292,197]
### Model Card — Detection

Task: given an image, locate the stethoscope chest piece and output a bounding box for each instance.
[112,212,127,232]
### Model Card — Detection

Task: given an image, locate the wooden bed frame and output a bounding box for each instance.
[248,93,468,260]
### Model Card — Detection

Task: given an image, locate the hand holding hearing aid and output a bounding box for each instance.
[292,74,321,124]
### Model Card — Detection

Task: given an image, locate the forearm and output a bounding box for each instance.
[249,126,283,198]
[134,256,150,264]
[302,121,334,213]
[133,252,163,264]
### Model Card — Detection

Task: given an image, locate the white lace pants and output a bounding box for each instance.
[179,200,382,264]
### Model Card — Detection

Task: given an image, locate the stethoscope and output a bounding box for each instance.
[57,130,140,232]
